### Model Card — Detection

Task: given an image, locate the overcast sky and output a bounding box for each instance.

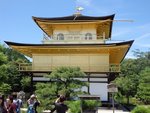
[0,0,150,58]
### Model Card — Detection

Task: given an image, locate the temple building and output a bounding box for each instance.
[5,12,133,101]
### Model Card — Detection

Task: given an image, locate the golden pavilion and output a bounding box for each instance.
[5,12,133,101]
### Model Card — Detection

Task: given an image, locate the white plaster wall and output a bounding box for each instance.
[90,83,108,101]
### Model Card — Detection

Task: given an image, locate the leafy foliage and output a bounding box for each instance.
[0,52,7,65]
[114,49,150,104]
[3,47,29,62]
[46,66,88,98]
[35,83,58,109]
[136,68,150,104]
[67,100,81,113]
[0,64,8,84]
[82,100,101,111]
[21,76,31,92]
[35,66,88,110]
[131,106,150,113]
[0,44,30,94]
[0,83,11,94]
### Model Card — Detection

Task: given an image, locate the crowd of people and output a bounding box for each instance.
[0,93,68,113]
[0,94,23,113]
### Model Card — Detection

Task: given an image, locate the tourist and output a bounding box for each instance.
[27,94,40,113]
[50,95,68,113]
[6,95,17,113]
[13,93,23,113]
[0,95,7,113]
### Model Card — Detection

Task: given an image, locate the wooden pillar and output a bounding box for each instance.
[107,73,110,102]
[87,73,90,94]
[18,73,22,91]
[30,73,34,94]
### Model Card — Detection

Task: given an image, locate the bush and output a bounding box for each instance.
[67,100,81,113]
[82,100,101,111]
[66,100,101,113]
[131,106,150,113]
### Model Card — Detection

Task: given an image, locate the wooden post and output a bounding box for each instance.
[30,73,33,94]
[87,73,90,94]
[107,83,118,113]
[112,93,115,113]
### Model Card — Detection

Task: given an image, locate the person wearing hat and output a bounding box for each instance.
[27,94,40,113]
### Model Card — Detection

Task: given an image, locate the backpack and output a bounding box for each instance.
[27,104,35,113]
[14,99,22,113]
[15,99,20,113]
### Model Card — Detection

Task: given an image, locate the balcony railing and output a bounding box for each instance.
[42,33,107,44]
[19,63,32,71]
[18,63,120,72]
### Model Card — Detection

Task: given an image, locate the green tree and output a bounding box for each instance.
[132,49,150,74]
[35,83,59,109]
[0,44,30,93]
[21,76,31,92]
[114,76,135,104]
[5,62,21,91]
[114,50,150,104]
[0,48,11,94]
[0,83,11,94]
[3,47,29,62]
[114,58,140,104]
[0,64,8,84]
[0,52,7,65]
[47,66,88,98]
[35,66,88,110]
[136,67,150,104]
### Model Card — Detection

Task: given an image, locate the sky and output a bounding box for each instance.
[0,0,150,58]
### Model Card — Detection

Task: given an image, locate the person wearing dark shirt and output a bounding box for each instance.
[0,95,7,113]
[50,95,68,113]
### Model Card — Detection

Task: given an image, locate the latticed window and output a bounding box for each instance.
[57,33,64,40]
[85,33,92,40]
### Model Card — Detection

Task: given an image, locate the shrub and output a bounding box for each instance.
[131,106,150,113]
[67,100,81,113]
[82,100,101,111]
[67,100,101,113]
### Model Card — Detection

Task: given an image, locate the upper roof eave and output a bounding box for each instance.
[32,14,115,22]
[32,14,115,39]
